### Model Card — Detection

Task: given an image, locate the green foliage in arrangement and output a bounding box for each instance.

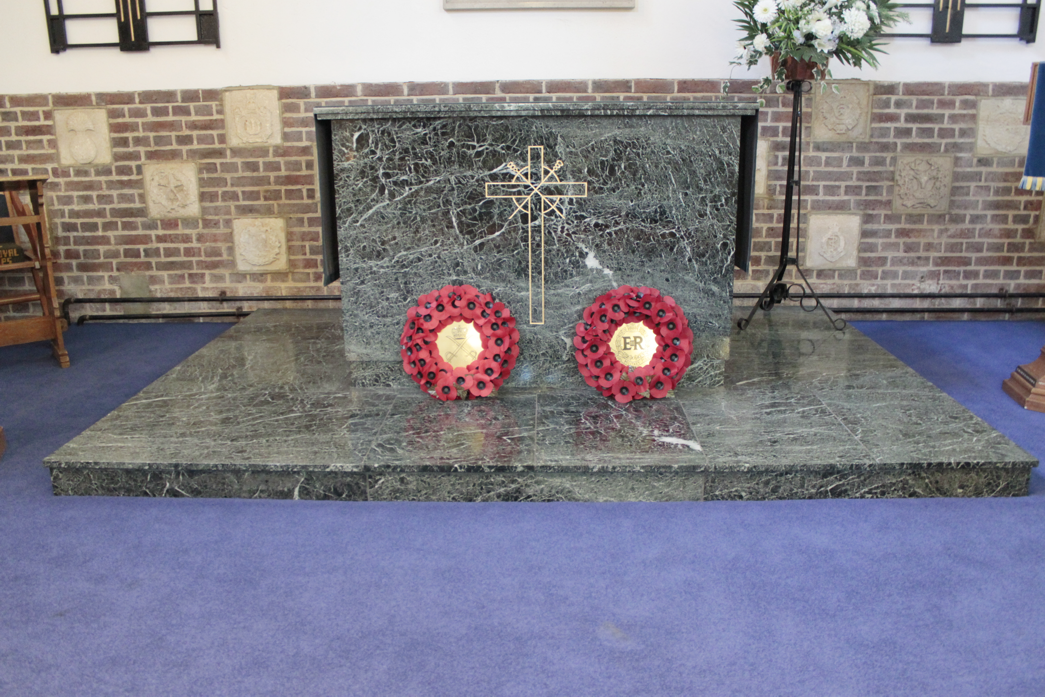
[730,0,908,92]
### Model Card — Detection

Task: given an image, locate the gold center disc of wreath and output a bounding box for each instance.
[435,320,484,369]
[609,321,658,368]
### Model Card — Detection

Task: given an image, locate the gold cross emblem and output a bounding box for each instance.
[485,146,588,325]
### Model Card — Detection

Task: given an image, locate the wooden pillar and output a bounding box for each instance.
[1003,345,1045,412]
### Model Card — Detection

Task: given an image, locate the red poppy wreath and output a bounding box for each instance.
[573,286,694,403]
[401,285,520,401]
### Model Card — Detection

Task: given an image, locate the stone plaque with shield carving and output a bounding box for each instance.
[224,89,283,147]
[233,218,288,272]
[804,213,861,269]
[54,108,112,166]
[143,162,200,219]
[976,98,1031,156]
[893,155,954,214]
[812,82,872,142]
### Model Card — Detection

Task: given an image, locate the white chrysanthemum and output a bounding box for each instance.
[814,37,837,52]
[779,0,802,10]
[812,17,834,38]
[843,8,871,38]
[867,0,880,22]
[752,33,771,51]
[793,29,806,44]
[753,0,779,23]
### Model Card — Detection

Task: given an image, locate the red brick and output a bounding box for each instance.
[138,90,178,104]
[315,85,359,99]
[593,80,633,93]
[52,94,94,108]
[545,80,589,94]
[361,83,406,98]
[499,81,543,94]
[634,79,676,94]
[406,82,449,97]
[8,95,50,108]
[677,80,721,94]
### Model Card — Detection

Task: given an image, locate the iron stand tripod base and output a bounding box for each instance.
[736,77,846,333]
[736,256,847,331]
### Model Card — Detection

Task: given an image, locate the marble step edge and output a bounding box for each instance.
[43,457,1038,474]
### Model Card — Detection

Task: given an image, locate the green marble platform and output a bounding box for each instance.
[44,308,1036,501]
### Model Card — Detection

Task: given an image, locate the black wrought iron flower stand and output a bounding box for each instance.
[737,79,846,332]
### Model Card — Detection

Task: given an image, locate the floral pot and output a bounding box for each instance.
[771,54,824,82]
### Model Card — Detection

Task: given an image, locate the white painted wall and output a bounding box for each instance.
[4,1,1044,94]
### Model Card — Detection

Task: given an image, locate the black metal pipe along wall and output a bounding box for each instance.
[58,291,1045,324]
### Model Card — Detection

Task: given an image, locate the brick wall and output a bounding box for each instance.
[1,78,1041,321]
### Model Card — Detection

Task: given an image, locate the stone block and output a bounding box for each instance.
[54,108,112,166]
[223,88,283,147]
[812,81,872,142]
[893,155,954,214]
[755,140,769,196]
[976,98,1030,156]
[143,161,201,219]
[804,213,862,269]
[233,217,289,272]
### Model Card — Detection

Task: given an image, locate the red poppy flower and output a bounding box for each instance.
[585,342,608,360]
[434,374,458,401]
[469,377,495,398]
[611,380,637,404]
[648,376,674,399]
[476,359,502,381]
[596,364,623,389]
[451,367,475,392]
[650,302,674,321]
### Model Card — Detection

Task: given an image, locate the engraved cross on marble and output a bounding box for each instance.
[485,145,588,325]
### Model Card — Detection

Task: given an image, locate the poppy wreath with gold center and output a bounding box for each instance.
[573,285,694,403]
[400,284,520,401]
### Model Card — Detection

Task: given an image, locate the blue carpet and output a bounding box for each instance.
[1,320,1044,696]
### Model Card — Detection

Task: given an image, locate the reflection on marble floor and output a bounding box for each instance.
[45,308,1036,501]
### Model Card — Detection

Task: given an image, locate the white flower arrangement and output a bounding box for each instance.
[730,0,907,93]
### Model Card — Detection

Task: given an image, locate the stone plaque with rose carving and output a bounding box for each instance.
[224,89,283,147]
[233,218,288,272]
[143,162,200,219]
[975,98,1031,156]
[54,109,112,166]
[812,82,872,142]
[804,213,861,269]
[893,155,954,214]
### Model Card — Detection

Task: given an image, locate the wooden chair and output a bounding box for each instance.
[0,176,69,367]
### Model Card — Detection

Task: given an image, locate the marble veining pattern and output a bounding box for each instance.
[45,308,1037,501]
[321,103,755,388]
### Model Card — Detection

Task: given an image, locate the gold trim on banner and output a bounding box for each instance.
[485,146,588,325]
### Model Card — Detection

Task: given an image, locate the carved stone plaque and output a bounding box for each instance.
[754,141,769,196]
[976,98,1031,156]
[143,162,200,219]
[233,218,288,272]
[893,156,954,214]
[224,88,283,147]
[54,108,112,166]
[804,214,861,269]
[812,82,872,142]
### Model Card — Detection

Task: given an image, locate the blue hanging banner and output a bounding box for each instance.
[1021,63,1045,191]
